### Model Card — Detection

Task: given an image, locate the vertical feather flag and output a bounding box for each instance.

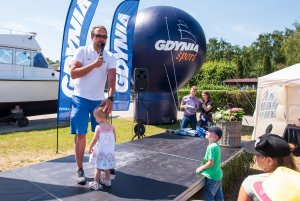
[57,0,99,121]
[110,0,140,111]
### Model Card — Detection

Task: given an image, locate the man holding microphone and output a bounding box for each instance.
[69,25,116,184]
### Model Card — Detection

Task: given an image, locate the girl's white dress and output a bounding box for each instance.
[89,125,116,170]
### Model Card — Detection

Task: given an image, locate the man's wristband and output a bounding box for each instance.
[108,96,114,102]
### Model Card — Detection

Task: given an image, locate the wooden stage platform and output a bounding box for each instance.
[0,133,241,201]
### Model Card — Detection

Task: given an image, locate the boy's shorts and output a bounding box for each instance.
[70,96,102,134]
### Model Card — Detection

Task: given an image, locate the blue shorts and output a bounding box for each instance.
[70,96,102,134]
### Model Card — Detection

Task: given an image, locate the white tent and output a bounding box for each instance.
[252,63,300,139]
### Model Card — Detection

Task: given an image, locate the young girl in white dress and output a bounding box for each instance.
[88,104,116,190]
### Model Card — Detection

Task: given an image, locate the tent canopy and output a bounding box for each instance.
[252,63,300,139]
[259,63,300,87]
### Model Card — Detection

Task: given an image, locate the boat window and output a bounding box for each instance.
[16,50,31,66]
[33,52,48,68]
[0,48,13,64]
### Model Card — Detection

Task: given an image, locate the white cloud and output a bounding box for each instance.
[231,23,260,38]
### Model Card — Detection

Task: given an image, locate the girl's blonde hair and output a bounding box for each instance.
[271,144,298,172]
[93,104,109,120]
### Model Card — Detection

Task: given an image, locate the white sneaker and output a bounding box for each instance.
[99,179,111,187]
[88,181,101,190]
[76,168,86,184]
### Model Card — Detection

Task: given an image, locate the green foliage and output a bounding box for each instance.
[222,150,254,193]
[46,58,59,65]
[202,22,299,80]
[236,59,244,78]
[263,55,272,74]
[251,30,287,72]
[177,89,256,115]
[213,107,245,122]
[216,90,256,115]
[206,38,241,62]
[199,61,238,85]
[283,31,300,65]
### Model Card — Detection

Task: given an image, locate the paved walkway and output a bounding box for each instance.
[0,103,253,134]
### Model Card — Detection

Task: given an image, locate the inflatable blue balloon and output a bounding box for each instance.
[132,6,206,124]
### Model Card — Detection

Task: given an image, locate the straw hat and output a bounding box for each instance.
[253,166,300,201]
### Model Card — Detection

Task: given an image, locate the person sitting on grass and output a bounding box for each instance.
[196,126,224,201]
[237,134,298,201]
[88,104,116,190]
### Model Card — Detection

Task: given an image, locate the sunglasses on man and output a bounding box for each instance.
[92,34,108,39]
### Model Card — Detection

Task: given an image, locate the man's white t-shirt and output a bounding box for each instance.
[72,44,116,100]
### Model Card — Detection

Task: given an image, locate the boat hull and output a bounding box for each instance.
[0,100,57,117]
[0,80,58,117]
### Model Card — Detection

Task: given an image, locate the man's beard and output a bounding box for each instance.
[98,42,105,47]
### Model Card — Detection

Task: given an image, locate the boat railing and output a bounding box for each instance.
[0,27,34,36]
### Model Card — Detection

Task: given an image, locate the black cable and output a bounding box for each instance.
[229,72,255,110]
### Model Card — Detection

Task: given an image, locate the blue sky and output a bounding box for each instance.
[1,0,299,61]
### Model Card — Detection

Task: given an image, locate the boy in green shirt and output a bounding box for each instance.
[196,126,224,201]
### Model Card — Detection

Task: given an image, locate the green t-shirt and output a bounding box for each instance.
[199,142,223,180]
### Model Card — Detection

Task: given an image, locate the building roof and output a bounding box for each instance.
[223,78,258,85]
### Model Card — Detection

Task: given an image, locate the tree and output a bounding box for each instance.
[271,30,286,65]
[184,21,299,89]
[252,33,272,62]
[240,46,256,77]
[251,30,287,73]
[206,38,241,62]
[206,38,220,61]
[198,61,238,85]
[282,22,300,65]
[283,32,300,65]
[263,55,272,74]
[46,58,59,65]
[236,59,244,78]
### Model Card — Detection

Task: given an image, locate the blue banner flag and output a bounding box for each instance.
[57,0,99,121]
[110,0,140,111]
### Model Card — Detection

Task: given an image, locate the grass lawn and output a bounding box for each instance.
[0,118,179,171]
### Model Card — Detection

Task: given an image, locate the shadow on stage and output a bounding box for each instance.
[0,132,241,201]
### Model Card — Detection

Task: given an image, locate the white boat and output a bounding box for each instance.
[0,32,59,126]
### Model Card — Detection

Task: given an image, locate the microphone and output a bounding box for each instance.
[99,43,105,56]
